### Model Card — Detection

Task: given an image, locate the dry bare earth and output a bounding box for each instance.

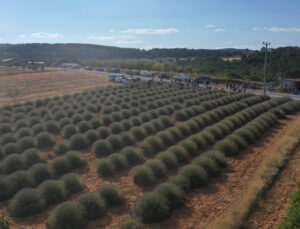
[244,138,300,229]
[0,69,113,106]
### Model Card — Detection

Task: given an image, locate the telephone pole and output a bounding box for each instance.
[263,42,270,94]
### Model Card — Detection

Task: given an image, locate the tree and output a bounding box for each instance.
[6,88,21,104]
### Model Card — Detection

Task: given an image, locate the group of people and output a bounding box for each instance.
[225,82,248,93]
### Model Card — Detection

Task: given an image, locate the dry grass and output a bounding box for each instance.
[0,69,113,105]
[207,117,300,229]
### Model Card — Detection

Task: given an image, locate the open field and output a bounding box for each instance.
[0,69,112,106]
[0,83,300,229]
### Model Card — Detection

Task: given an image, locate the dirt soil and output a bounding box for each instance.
[244,144,300,228]
[1,115,300,229]
[0,69,114,106]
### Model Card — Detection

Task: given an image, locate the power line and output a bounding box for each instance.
[263,42,271,95]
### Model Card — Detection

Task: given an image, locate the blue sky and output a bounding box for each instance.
[0,0,300,50]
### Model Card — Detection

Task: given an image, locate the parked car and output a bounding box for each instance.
[111,68,121,73]
[124,78,136,83]
[174,74,190,81]
[95,67,105,72]
[115,75,127,83]
[141,72,152,77]
[84,66,93,71]
[107,74,119,81]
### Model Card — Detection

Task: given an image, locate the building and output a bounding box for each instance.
[280,78,300,90]
[61,63,80,69]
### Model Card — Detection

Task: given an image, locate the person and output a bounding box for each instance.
[293,88,298,95]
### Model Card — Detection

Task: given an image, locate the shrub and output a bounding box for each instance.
[107,135,124,151]
[70,134,88,150]
[150,119,164,132]
[193,156,220,177]
[92,140,113,157]
[108,153,129,171]
[0,123,12,135]
[90,118,101,129]
[174,110,187,121]
[109,122,123,135]
[101,115,113,126]
[36,132,55,148]
[180,140,198,156]
[169,146,189,163]
[130,166,155,186]
[29,163,54,185]
[159,116,172,128]
[169,175,191,192]
[9,188,45,218]
[200,131,216,145]
[179,164,208,189]
[176,124,191,137]
[77,193,107,220]
[120,132,134,146]
[72,114,83,124]
[62,173,84,194]
[98,183,125,207]
[215,138,239,156]
[157,131,174,147]
[0,154,24,174]
[84,129,99,145]
[47,202,87,229]
[77,121,91,133]
[51,157,71,175]
[17,136,36,152]
[156,151,178,170]
[23,148,42,168]
[133,193,171,223]
[168,127,183,141]
[130,127,146,141]
[227,134,248,150]
[203,151,228,168]
[97,159,115,177]
[205,126,223,140]
[141,136,164,156]
[155,183,185,208]
[97,126,110,139]
[120,218,141,229]
[189,135,207,150]
[235,128,256,144]
[54,142,70,155]
[32,123,45,135]
[38,180,68,205]
[16,119,28,129]
[6,171,33,199]
[46,120,60,134]
[120,120,132,131]
[16,127,32,139]
[59,117,71,129]
[0,133,16,145]
[62,124,77,139]
[141,123,155,135]
[65,151,87,169]
[145,159,167,178]
[121,147,143,165]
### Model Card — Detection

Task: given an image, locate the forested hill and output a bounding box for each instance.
[0,43,251,61]
[0,43,299,82]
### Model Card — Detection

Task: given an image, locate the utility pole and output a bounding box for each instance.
[263,42,270,94]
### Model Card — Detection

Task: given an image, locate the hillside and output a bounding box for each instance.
[0,43,299,82]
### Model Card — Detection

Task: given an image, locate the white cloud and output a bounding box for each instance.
[252,27,261,31]
[19,34,28,39]
[115,40,143,45]
[121,28,179,35]
[109,29,115,33]
[87,35,136,40]
[215,28,226,32]
[31,32,63,39]
[205,24,215,28]
[252,27,300,32]
[268,27,300,32]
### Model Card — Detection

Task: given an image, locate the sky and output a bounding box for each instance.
[0,0,300,50]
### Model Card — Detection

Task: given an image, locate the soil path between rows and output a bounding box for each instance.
[244,141,300,228]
